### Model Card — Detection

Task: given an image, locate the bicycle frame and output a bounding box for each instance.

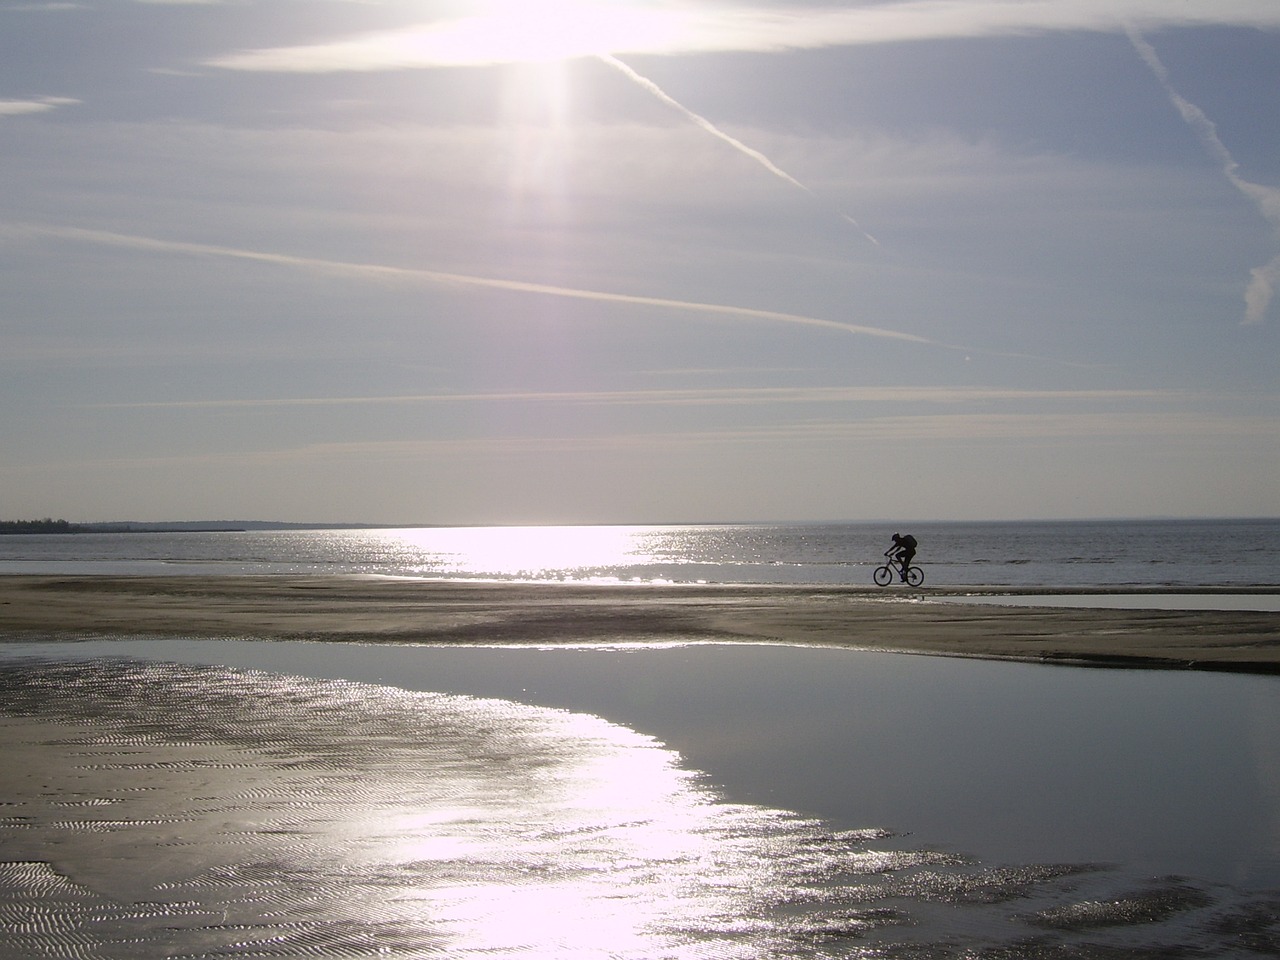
[873,549,924,586]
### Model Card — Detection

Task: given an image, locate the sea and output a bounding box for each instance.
[2,517,1278,588]
[2,518,1280,958]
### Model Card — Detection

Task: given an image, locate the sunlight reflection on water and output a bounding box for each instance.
[0,656,939,959]
[4,645,1280,958]
[380,524,652,578]
[3,519,1276,585]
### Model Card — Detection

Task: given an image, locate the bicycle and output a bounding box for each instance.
[873,549,924,587]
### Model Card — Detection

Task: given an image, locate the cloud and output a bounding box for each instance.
[85,386,1184,411]
[0,221,941,346]
[30,411,1276,475]
[1245,256,1280,325]
[1127,28,1280,324]
[0,96,78,117]
[205,2,1280,73]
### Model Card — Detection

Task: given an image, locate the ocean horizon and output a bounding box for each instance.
[2,517,1277,589]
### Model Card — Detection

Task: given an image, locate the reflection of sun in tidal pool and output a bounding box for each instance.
[377,700,765,955]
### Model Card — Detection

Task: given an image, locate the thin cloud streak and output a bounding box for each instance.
[730,1,1280,50]
[597,54,879,246]
[2,221,940,346]
[205,2,1280,72]
[1127,27,1280,324]
[1,4,85,12]
[18,412,1275,475]
[0,96,78,117]
[86,386,1186,411]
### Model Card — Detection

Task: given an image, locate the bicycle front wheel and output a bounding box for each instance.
[906,566,924,587]
[873,565,894,586]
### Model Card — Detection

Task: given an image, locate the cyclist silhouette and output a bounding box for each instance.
[889,533,917,582]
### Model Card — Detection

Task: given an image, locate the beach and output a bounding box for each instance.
[4,575,1280,956]
[2,574,1278,671]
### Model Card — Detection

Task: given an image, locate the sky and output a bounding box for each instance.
[1,0,1278,525]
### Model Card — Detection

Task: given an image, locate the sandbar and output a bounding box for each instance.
[2,575,1278,672]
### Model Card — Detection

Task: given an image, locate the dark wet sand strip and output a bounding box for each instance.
[1,575,1278,672]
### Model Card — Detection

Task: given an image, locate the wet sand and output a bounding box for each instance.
[2,574,1278,672]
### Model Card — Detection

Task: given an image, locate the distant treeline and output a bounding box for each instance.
[0,519,242,534]
[0,518,83,535]
[0,519,409,535]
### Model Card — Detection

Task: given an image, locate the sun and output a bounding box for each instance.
[413,0,686,66]
[208,0,692,73]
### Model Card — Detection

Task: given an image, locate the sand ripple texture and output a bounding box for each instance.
[1,658,1278,959]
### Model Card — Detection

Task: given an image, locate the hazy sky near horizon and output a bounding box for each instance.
[2,0,1278,524]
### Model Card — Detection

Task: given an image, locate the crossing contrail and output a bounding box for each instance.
[596,53,880,247]
[1127,27,1280,324]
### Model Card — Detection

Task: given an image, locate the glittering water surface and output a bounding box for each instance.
[3,644,1280,958]
[2,518,1277,586]
[0,658,948,959]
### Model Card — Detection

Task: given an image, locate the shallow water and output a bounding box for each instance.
[3,639,1280,958]
[5,657,887,959]
[939,593,1280,611]
[8,638,1280,885]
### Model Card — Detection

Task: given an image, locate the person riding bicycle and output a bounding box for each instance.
[888,533,917,582]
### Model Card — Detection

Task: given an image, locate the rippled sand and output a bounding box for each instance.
[4,656,1280,958]
[1,575,1278,671]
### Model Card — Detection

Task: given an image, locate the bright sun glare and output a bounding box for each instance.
[416,0,686,64]
[386,525,650,578]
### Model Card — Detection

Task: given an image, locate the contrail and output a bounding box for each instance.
[1127,27,1280,324]
[2,221,913,341]
[5,222,1102,366]
[596,53,881,247]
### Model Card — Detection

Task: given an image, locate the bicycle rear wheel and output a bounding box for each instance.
[873,565,894,586]
[906,566,924,587]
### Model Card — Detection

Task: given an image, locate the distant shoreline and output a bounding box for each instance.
[3,516,1277,536]
[1,575,1277,675]
[0,520,398,535]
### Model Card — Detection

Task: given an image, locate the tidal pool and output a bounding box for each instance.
[8,636,1278,886]
[4,637,1279,958]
